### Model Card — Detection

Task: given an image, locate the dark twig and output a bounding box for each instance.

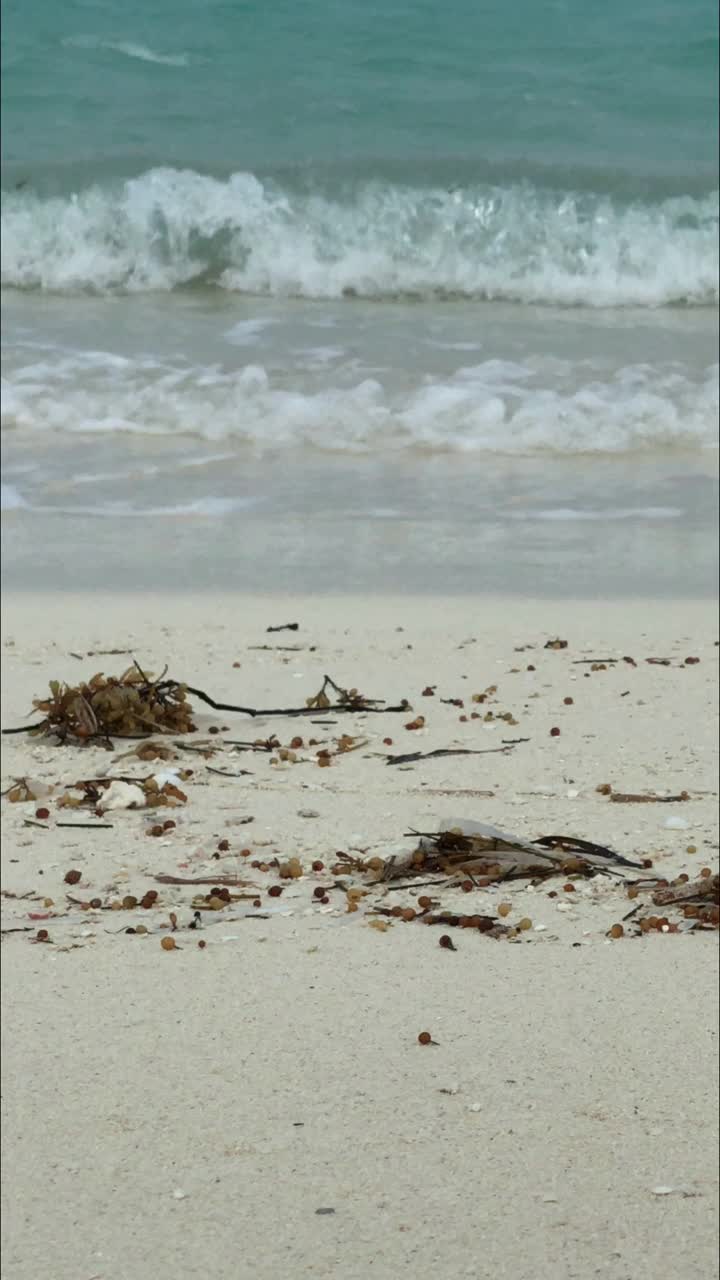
[205,766,253,778]
[154,874,254,887]
[56,821,114,830]
[267,623,299,632]
[163,675,408,719]
[386,744,521,766]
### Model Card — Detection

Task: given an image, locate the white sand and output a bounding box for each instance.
[1,594,718,1280]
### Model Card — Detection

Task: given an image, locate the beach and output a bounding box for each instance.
[1,593,718,1280]
[2,0,718,1273]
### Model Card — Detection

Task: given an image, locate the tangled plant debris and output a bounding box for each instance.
[2,669,409,742]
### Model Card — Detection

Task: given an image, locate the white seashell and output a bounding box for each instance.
[96,780,146,812]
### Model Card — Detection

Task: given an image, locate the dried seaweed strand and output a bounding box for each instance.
[387,744,520,766]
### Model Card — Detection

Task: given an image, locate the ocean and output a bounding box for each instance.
[1,0,718,592]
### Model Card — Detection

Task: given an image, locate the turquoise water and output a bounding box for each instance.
[1,0,718,494]
[2,0,718,188]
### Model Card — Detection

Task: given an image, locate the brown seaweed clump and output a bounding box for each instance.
[30,667,195,742]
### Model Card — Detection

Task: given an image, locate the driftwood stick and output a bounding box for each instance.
[154,874,255,887]
[386,744,520,766]
[652,874,719,906]
[609,791,689,804]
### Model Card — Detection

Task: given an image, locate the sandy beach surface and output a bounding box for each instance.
[1,593,718,1280]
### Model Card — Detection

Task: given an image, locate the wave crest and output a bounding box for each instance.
[2,167,717,305]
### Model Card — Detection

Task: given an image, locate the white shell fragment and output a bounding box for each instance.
[96,780,146,813]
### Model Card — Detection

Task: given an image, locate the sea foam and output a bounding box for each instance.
[2,168,717,305]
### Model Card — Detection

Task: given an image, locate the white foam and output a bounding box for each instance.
[2,350,717,453]
[1,483,28,510]
[507,506,684,521]
[63,35,188,67]
[2,167,717,305]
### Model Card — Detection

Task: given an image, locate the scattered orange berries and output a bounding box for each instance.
[417,1031,433,1046]
[160,936,177,951]
[608,923,624,939]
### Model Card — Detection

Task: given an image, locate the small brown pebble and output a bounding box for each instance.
[366,856,384,871]
[527,664,535,671]
[422,686,435,696]
[217,839,230,851]
[563,883,575,893]
[313,887,326,899]
[401,907,416,922]
[404,716,425,731]
[383,737,393,746]
[686,845,697,854]
[547,891,557,899]
[497,903,512,917]
[207,896,225,911]
[517,917,532,931]
[253,898,262,908]
[676,873,689,884]
[64,869,82,885]
[700,867,712,878]
[122,895,138,910]
[596,783,613,795]
[609,923,624,939]
[459,714,468,723]
[268,885,283,897]
[390,905,404,917]
[35,807,50,820]
[417,896,432,909]
[209,726,220,734]
[90,897,102,909]
[627,886,639,899]
[417,1031,433,1045]
[240,848,252,857]
[198,939,207,949]
[36,929,49,942]
[438,935,456,950]
[549,726,561,737]
[320,895,329,904]
[150,824,164,838]
[160,936,177,951]
[461,880,473,893]
[163,819,176,831]
[290,736,304,749]
[135,924,148,935]
[312,860,324,872]
[563,697,574,706]
[684,656,700,664]
[642,858,653,869]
